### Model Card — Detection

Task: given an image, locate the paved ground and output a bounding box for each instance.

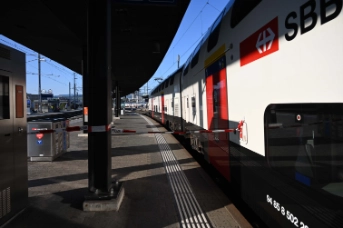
[6,113,251,228]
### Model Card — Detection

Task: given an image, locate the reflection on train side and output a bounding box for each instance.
[265,104,343,198]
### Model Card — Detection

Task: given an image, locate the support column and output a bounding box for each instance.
[115,81,119,117]
[87,0,112,194]
[82,45,89,134]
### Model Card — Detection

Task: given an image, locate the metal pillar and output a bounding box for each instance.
[87,0,112,194]
[115,81,119,117]
[82,45,89,133]
[38,53,42,113]
[69,82,71,110]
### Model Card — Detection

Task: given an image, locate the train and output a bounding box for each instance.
[147,0,343,227]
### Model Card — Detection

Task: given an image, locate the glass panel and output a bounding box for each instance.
[191,43,201,68]
[170,75,174,85]
[183,64,189,76]
[0,75,10,120]
[207,12,223,52]
[265,104,343,198]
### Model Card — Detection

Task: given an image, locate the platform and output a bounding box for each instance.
[5,112,252,228]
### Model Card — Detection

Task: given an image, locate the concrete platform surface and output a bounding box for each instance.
[6,113,252,228]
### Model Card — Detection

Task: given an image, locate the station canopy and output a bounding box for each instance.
[0,0,190,96]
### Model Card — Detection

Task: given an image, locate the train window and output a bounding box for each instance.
[230,0,262,28]
[265,104,343,198]
[191,97,195,108]
[191,43,201,68]
[164,78,169,88]
[170,75,174,85]
[0,75,10,120]
[191,50,200,68]
[183,64,189,76]
[207,12,223,52]
[187,98,189,108]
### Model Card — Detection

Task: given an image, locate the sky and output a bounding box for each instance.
[0,36,83,96]
[0,0,231,96]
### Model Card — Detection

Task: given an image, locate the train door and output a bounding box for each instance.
[191,95,196,124]
[151,98,154,118]
[205,55,230,180]
[182,95,190,123]
[157,96,160,121]
[173,97,179,130]
[161,93,165,124]
[165,98,168,116]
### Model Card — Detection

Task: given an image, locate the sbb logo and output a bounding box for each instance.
[256,27,275,54]
[285,0,342,41]
[240,17,279,66]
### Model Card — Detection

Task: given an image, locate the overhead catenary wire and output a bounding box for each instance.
[152,0,227,87]
[148,1,210,88]
[44,60,76,77]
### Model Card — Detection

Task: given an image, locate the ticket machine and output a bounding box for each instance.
[0,43,27,226]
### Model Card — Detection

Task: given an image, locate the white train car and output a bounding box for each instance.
[150,67,183,130]
[149,0,343,227]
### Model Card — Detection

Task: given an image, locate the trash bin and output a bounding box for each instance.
[27,118,61,161]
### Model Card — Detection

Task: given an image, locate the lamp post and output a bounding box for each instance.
[38,53,42,112]
[154,77,163,84]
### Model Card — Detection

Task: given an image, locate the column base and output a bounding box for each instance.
[83,182,125,211]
